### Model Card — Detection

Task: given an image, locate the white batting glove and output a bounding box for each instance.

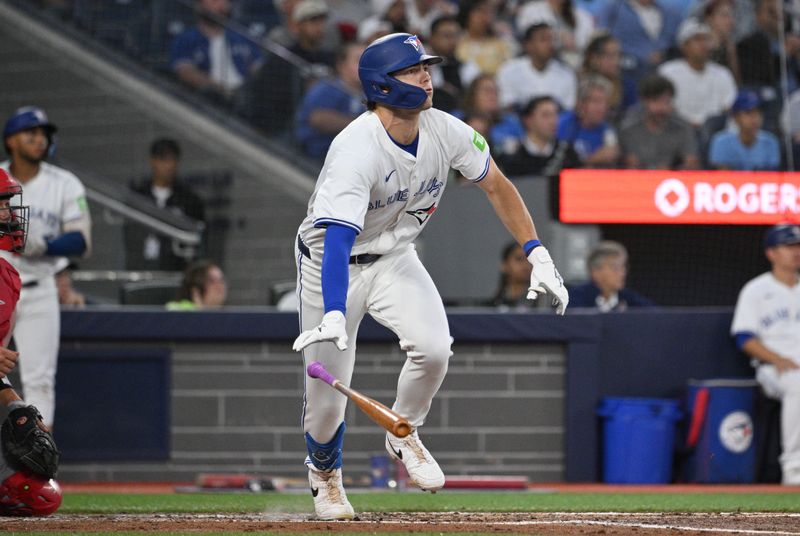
[292,310,349,352]
[21,235,48,257]
[527,246,569,315]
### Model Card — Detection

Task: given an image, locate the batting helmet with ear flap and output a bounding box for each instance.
[2,106,57,157]
[0,470,62,517]
[0,169,29,253]
[358,33,442,109]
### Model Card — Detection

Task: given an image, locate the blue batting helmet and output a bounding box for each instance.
[358,33,442,110]
[3,106,57,155]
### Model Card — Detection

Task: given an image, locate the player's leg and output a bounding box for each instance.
[296,247,367,519]
[366,245,451,491]
[13,282,59,428]
[757,365,800,484]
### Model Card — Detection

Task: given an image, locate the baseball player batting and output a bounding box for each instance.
[1,107,92,428]
[292,33,569,520]
[0,169,62,516]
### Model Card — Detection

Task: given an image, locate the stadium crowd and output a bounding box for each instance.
[32,0,800,173]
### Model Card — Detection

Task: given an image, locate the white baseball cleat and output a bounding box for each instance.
[307,465,355,520]
[385,429,445,492]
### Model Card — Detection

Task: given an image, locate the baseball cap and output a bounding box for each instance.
[764,223,800,248]
[292,0,328,23]
[731,90,760,113]
[676,18,711,46]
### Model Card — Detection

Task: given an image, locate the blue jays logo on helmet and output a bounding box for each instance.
[358,33,443,110]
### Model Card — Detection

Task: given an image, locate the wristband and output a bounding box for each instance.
[523,239,542,256]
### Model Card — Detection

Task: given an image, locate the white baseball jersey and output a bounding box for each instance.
[731,272,800,365]
[0,161,91,283]
[298,108,491,253]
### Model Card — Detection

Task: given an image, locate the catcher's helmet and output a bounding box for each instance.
[0,471,62,517]
[2,106,57,156]
[0,169,29,253]
[358,33,442,110]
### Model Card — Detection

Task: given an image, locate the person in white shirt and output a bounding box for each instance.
[658,17,737,128]
[731,224,800,485]
[496,21,577,111]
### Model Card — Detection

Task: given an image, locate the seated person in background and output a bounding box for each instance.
[426,15,480,113]
[166,259,228,310]
[619,74,700,169]
[556,76,619,167]
[454,74,524,155]
[499,96,581,177]
[709,90,781,170]
[579,32,637,123]
[657,18,737,129]
[170,0,264,103]
[125,139,206,271]
[488,242,538,310]
[731,223,800,485]
[569,241,655,312]
[295,42,367,159]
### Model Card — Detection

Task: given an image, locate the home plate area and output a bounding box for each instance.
[6,512,800,534]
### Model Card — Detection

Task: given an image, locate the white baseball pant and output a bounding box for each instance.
[297,242,453,443]
[757,365,800,483]
[13,276,60,427]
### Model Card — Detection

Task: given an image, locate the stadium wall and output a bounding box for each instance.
[47,308,753,483]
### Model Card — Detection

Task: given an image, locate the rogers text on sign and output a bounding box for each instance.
[689,181,800,215]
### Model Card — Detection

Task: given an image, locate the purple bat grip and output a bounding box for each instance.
[307,361,337,386]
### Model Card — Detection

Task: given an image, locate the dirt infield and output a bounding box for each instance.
[4,512,799,535]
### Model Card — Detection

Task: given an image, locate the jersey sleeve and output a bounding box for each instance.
[446,115,492,183]
[731,282,760,337]
[312,146,374,234]
[61,172,92,229]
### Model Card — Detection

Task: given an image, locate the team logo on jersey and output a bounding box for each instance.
[406,203,437,225]
[403,35,422,52]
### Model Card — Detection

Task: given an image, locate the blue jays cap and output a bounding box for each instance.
[731,90,760,113]
[764,223,800,248]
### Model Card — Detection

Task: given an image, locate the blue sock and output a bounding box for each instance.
[305,421,346,471]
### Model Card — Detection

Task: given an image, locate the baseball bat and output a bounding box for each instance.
[307,361,411,438]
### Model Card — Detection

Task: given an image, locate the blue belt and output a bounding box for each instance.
[297,235,382,265]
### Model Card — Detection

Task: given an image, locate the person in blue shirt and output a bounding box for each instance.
[170,0,264,103]
[708,90,781,170]
[556,75,619,167]
[295,42,367,159]
[569,241,655,312]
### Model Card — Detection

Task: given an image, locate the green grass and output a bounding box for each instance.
[60,490,800,514]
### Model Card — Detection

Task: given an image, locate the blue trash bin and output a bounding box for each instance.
[685,379,758,483]
[597,397,683,484]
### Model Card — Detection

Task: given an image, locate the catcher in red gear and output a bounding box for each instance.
[0,168,61,516]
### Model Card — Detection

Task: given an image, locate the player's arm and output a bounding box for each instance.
[737,333,799,373]
[476,158,569,314]
[292,224,356,352]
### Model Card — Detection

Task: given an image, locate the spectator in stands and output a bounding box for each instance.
[456,0,515,76]
[500,96,581,177]
[708,90,781,170]
[580,32,638,123]
[700,0,741,83]
[170,0,264,104]
[782,88,800,164]
[737,0,800,132]
[269,0,341,53]
[619,74,700,169]
[556,76,619,167]
[658,18,737,129]
[124,139,206,272]
[596,0,682,83]
[569,241,655,312]
[247,0,336,134]
[166,259,228,310]
[405,0,457,38]
[496,21,577,111]
[516,0,595,70]
[294,42,367,159]
[731,223,800,485]
[488,242,538,310]
[426,15,480,113]
[691,0,755,43]
[367,0,410,34]
[457,74,525,155]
